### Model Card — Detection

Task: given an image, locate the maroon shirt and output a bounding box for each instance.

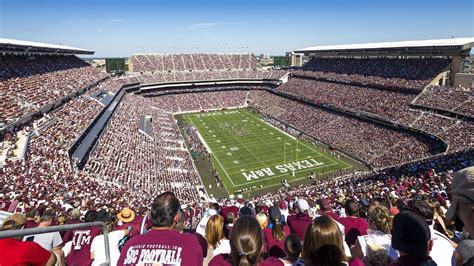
[62,218,82,243]
[221,206,239,222]
[209,253,284,266]
[287,213,312,241]
[117,229,203,266]
[65,226,101,266]
[115,220,142,237]
[320,210,341,221]
[25,219,38,229]
[338,216,369,246]
[263,225,291,258]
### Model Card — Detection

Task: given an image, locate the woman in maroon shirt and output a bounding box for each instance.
[209,215,283,266]
[263,206,290,258]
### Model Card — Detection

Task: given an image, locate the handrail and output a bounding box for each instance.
[0,221,110,266]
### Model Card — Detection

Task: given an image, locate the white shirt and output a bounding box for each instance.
[90,230,126,266]
[430,227,455,266]
[212,239,231,257]
[24,231,63,250]
[196,216,211,237]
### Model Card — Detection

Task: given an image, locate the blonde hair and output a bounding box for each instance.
[255,213,268,229]
[205,215,225,249]
[367,205,392,234]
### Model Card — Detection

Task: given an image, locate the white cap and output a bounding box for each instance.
[297,199,309,212]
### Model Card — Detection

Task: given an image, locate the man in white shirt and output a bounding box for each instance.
[90,209,129,266]
[405,199,455,265]
[196,203,219,237]
[24,211,65,265]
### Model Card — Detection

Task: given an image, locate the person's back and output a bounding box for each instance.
[430,229,455,265]
[65,210,102,266]
[0,213,56,266]
[117,192,203,266]
[288,199,312,241]
[118,229,202,265]
[24,211,63,251]
[279,234,304,266]
[339,200,368,246]
[91,209,128,266]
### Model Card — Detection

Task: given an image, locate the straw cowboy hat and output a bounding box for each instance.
[117,208,136,223]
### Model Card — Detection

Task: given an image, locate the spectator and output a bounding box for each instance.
[287,199,312,240]
[24,210,64,264]
[303,215,362,266]
[221,200,239,223]
[175,209,209,263]
[353,205,393,265]
[390,211,436,266]
[279,234,304,266]
[256,212,268,229]
[280,201,289,223]
[90,209,129,266]
[205,214,231,259]
[197,202,219,237]
[263,206,290,258]
[25,207,38,228]
[319,198,341,221]
[117,192,203,266]
[0,213,57,266]
[339,199,369,246]
[62,208,82,243]
[209,215,283,265]
[65,210,102,266]
[446,167,474,266]
[405,199,455,266]
[116,208,140,236]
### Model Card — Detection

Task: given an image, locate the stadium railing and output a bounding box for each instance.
[0,221,111,266]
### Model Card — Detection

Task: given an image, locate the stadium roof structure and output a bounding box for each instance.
[0,38,94,55]
[295,37,474,57]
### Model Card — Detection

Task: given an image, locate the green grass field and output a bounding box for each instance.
[183,109,353,195]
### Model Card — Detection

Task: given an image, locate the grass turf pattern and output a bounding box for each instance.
[183,109,352,194]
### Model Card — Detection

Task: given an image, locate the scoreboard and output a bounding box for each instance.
[105,58,127,74]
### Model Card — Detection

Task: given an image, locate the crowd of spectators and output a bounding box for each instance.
[2,156,473,265]
[131,53,261,72]
[1,53,474,265]
[0,54,108,127]
[84,94,205,204]
[0,83,148,215]
[296,57,450,91]
[276,77,416,122]
[273,77,473,153]
[134,69,287,84]
[413,85,473,117]
[248,90,442,168]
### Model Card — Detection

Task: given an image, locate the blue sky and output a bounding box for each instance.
[0,0,472,57]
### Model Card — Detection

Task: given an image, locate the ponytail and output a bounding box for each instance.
[272,220,286,242]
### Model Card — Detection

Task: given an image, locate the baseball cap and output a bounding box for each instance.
[279,201,287,210]
[239,206,254,217]
[96,209,112,223]
[446,166,474,221]
[269,206,282,222]
[391,211,431,257]
[297,199,309,213]
[2,213,26,230]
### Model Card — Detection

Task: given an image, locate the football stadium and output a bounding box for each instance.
[0,0,473,265]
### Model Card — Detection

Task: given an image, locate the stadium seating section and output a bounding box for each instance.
[0,53,472,217]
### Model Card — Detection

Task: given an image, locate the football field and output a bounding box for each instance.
[183,109,352,195]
